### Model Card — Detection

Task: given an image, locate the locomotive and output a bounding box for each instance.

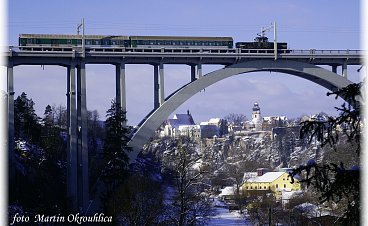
[18,33,288,51]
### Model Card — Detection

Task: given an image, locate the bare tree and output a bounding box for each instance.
[162,137,214,226]
[224,113,247,126]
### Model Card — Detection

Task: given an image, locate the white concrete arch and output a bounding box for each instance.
[128,59,352,162]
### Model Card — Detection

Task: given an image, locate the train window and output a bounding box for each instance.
[86,40,91,45]
[67,39,71,44]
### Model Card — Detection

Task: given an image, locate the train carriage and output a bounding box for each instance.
[18,33,288,52]
[19,34,130,49]
[129,36,233,49]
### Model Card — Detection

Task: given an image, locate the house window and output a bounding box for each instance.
[250,186,252,189]
[276,184,278,188]
[264,186,266,189]
[284,184,286,188]
[246,186,248,189]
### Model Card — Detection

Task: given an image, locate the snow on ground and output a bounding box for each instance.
[208,207,248,226]
[208,199,251,226]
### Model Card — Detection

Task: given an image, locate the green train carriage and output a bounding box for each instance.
[19,34,130,48]
[129,36,233,49]
[19,34,233,49]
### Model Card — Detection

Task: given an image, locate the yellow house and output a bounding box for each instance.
[242,172,301,198]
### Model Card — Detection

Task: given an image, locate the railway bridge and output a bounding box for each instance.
[4,46,363,212]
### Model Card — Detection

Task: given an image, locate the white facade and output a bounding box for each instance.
[178,125,201,138]
[251,103,263,131]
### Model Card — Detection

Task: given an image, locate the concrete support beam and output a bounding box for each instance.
[342,62,347,78]
[332,65,337,74]
[67,64,78,211]
[197,63,202,78]
[153,65,159,109]
[7,63,15,199]
[116,63,126,114]
[159,63,165,105]
[77,63,89,212]
[191,65,196,82]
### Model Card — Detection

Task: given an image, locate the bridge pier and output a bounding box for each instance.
[332,65,337,74]
[159,64,165,105]
[153,65,159,109]
[76,63,89,212]
[116,62,127,120]
[197,63,202,78]
[342,62,347,78]
[7,63,15,200]
[67,63,89,213]
[191,65,196,82]
[67,64,78,211]
[153,63,165,108]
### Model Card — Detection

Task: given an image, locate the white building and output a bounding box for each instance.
[178,125,201,138]
[160,112,196,138]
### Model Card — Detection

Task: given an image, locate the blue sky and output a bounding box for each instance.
[6,0,362,125]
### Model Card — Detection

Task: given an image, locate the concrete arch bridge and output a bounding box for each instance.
[128,59,356,161]
[5,47,363,212]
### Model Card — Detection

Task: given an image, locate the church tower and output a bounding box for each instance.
[251,102,262,130]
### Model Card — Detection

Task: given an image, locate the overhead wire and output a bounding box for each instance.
[8,20,360,34]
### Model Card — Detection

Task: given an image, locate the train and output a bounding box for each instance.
[18,33,288,51]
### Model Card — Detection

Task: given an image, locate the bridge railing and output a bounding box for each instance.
[7,46,364,56]
[286,49,361,55]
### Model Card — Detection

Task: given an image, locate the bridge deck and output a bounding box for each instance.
[5,46,363,66]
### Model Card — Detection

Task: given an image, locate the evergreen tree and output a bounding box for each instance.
[14,92,41,143]
[290,83,361,225]
[101,99,131,193]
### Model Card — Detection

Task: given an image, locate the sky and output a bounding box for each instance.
[5,0,363,126]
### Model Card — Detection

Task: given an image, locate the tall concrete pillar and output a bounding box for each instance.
[190,65,196,82]
[116,63,126,114]
[67,64,78,211]
[7,63,15,199]
[197,63,202,78]
[332,65,337,74]
[77,62,89,212]
[153,65,159,109]
[342,62,347,78]
[159,63,165,105]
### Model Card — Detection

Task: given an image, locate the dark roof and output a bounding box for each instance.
[167,114,195,129]
[252,103,260,111]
